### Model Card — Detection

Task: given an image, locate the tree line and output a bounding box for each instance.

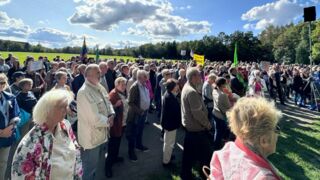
[0,21,319,64]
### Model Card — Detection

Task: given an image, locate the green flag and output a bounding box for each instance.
[233,42,238,67]
[95,45,99,64]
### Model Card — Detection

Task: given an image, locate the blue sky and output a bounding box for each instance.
[0,0,319,48]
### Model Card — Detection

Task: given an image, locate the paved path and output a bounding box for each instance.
[96,112,185,180]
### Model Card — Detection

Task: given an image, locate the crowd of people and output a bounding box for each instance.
[0,53,319,180]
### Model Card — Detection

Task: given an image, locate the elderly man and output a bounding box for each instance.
[126,70,150,162]
[99,62,110,92]
[77,64,115,180]
[180,67,213,180]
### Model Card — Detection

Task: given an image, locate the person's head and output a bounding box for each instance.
[137,70,148,85]
[12,71,25,83]
[18,78,33,92]
[229,67,237,76]
[215,77,227,89]
[179,69,186,78]
[207,74,217,85]
[33,89,74,125]
[115,77,127,93]
[85,64,101,85]
[107,60,114,70]
[186,67,202,85]
[132,68,139,80]
[121,65,129,76]
[55,71,68,86]
[162,69,171,80]
[0,57,4,65]
[0,73,9,92]
[144,64,150,72]
[165,78,179,95]
[78,64,87,75]
[99,62,108,75]
[50,62,59,71]
[12,60,20,69]
[228,97,282,158]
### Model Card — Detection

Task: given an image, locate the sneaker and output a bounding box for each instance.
[136,146,150,152]
[129,153,138,162]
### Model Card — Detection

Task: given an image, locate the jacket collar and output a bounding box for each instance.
[235,138,281,180]
[85,80,104,92]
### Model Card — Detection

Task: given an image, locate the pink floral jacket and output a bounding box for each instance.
[11,120,83,180]
[210,138,281,180]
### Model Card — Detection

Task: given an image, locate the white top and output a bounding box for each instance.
[50,124,76,180]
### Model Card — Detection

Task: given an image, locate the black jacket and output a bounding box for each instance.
[160,91,181,131]
[230,74,245,97]
[72,74,85,97]
[16,91,37,114]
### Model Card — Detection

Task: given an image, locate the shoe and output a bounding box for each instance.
[136,146,150,152]
[129,153,138,162]
[105,168,113,178]
[113,156,124,163]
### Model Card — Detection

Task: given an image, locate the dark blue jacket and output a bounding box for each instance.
[0,91,20,147]
[160,91,181,131]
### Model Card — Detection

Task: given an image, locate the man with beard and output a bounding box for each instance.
[180,67,213,180]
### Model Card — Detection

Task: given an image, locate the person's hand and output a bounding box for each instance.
[108,116,114,127]
[114,100,122,107]
[0,125,14,138]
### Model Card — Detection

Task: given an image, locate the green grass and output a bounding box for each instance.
[0,51,136,64]
[269,113,320,179]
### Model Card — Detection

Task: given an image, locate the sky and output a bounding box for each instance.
[0,0,319,49]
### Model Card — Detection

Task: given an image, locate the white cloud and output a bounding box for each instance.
[38,19,50,25]
[0,0,10,6]
[0,11,30,38]
[69,0,210,40]
[241,0,302,30]
[178,5,192,10]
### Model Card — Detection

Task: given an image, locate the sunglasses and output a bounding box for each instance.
[274,125,281,135]
[0,81,6,85]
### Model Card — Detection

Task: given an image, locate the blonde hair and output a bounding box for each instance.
[228,97,282,143]
[33,89,74,125]
[115,77,127,87]
[0,73,9,90]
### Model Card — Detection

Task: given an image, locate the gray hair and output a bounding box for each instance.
[207,73,217,81]
[84,64,99,77]
[33,89,74,125]
[115,77,127,87]
[186,67,200,81]
[137,70,148,79]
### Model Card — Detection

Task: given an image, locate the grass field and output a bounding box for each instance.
[0,51,136,64]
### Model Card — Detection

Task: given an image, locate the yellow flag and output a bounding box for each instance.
[193,54,205,65]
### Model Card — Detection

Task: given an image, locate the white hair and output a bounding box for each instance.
[137,70,148,79]
[186,67,199,81]
[33,89,74,125]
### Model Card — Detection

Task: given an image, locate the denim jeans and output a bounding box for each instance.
[81,145,101,180]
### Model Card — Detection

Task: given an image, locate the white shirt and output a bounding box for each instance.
[138,82,150,111]
[50,124,76,180]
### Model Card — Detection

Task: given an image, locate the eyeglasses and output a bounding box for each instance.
[0,81,6,85]
[274,125,281,135]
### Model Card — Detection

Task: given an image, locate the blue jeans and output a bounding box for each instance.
[126,111,147,155]
[81,145,101,180]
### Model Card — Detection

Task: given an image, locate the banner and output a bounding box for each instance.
[180,50,186,56]
[233,42,238,67]
[29,61,43,71]
[193,54,205,65]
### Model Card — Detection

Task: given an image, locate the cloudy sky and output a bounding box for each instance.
[0,0,319,48]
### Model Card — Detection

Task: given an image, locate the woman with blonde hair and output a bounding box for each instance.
[210,97,282,179]
[11,90,83,179]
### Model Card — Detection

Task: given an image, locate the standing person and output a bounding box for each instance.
[72,64,86,97]
[105,77,128,178]
[10,72,25,96]
[105,60,117,91]
[25,69,45,99]
[126,68,138,94]
[292,69,304,105]
[178,69,187,90]
[212,77,232,150]
[161,79,181,167]
[11,90,83,180]
[229,67,245,97]
[0,73,20,180]
[77,64,115,180]
[99,62,110,92]
[45,62,59,91]
[126,70,150,162]
[7,60,21,84]
[274,65,285,105]
[52,71,71,91]
[180,67,213,180]
[202,74,216,119]
[0,58,10,75]
[210,98,282,179]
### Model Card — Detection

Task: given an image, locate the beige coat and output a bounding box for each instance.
[181,82,211,132]
[77,80,115,150]
[212,88,231,121]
